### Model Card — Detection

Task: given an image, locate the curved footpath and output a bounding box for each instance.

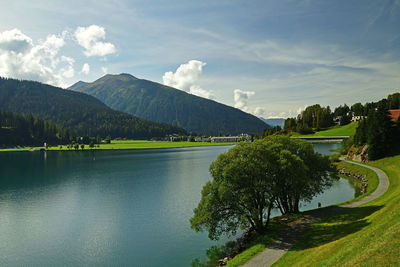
[242,158,390,267]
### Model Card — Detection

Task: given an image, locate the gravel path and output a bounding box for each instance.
[242,158,389,267]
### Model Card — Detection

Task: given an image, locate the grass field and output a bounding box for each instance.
[334,161,379,204]
[273,155,400,267]
[225,214,303,267]
[225,159,380,267]
[292,122,358,137]
[0,140,236,152]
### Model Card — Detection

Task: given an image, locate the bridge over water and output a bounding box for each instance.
[291,136,349,142]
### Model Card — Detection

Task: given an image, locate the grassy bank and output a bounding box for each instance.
[292,122,358,137]
[273,155,400,266]
[224,214,303,267]
[0,140,236,152]
[225,159,380,266]
[335,161,379,203]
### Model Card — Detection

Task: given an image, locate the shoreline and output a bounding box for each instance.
[0,142,236,152]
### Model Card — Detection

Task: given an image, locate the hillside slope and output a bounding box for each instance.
[0,77,186,138]
[274,155,400,266]
[69,74,269,135]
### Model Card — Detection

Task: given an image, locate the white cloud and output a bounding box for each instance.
[59,56,74,78]
[234,89,255,112]
[0,28,73,87]
[0,28,32,52]
[264,109,304,119]
[162,60,214,99]
[101,66,108,74]
[81,63,90,75]
[74,25,116,57]
[163,60,205,91]
[189,85,214,99]
[254,107,266,117]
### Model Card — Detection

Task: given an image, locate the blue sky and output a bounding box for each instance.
[0,0,399,118]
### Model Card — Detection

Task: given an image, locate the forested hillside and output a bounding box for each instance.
[69,74,269,135]
[0,77,187,139]
[0,111,70,147]
[350,93,400,160]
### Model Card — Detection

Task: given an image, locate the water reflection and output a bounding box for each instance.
[0,144,353,266]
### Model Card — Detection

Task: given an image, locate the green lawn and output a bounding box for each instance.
[0,140,236,152]
[225,214,304,267]
[273,155,400,267]
[292,122,358,137]
[226,159,380,267]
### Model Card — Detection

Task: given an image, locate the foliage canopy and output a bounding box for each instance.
[190,136,335,240]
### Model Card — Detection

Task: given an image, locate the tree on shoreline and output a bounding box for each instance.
[190,136,336,239]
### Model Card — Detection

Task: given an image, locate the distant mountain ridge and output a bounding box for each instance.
[69,73,269,135]
[260,118,285,128]
[0,77,186,138]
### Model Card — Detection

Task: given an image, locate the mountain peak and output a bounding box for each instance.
[98,73,138,82]
[69,74,269,135]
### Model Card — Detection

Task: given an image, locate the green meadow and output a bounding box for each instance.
[292,122,358,137]
[0,140,236,152]
[225,158,380,267]
[273,155,400,267]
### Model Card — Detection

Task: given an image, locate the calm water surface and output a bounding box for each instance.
[0,143,353,266]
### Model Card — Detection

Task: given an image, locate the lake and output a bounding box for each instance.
[0,142,353,266]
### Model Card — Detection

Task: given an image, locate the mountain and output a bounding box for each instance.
[68,80,89,92]
[260,118,285,128]
[69,73,269,135]
[0,77,187,138]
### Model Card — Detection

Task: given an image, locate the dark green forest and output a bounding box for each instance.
[283,104,335,133]
[0,77,187,140]
[350,93,400,160]
[0,111,70,147]
[69,73,269,135]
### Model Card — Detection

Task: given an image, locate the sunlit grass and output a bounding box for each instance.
[226,160,379,266]
[292,122,358,137]
[0,140,236,152]
[273,155,400,267]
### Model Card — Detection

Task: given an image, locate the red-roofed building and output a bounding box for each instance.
[388,109,400,120]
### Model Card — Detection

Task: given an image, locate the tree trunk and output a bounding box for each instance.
[293,197,300,213]
[266,201,274,227]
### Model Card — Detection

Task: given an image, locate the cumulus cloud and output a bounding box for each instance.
[233,89,271,117]
[189,85,214,99]
[254,107,266,117]
[74,25,116,57]
[0,28,32,52]
[101,66,108,74]
[59,56,74,78]
[81,63,90,75]
[162,60,214,99]
[234,89,255,112]
[0,28,73,87]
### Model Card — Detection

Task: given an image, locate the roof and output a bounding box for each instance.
[388,109,400,119]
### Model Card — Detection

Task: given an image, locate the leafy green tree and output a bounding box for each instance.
[351,103,364,116]
[387,93,400,109]
[366,106,394,160]
[334,104,350,118]
[190,136,335,239]
[283,118,297,132]
[339,114,351,126]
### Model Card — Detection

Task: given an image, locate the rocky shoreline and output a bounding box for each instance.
[338,167,368,194]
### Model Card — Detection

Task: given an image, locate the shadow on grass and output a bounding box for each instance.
[290,205,384,251]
